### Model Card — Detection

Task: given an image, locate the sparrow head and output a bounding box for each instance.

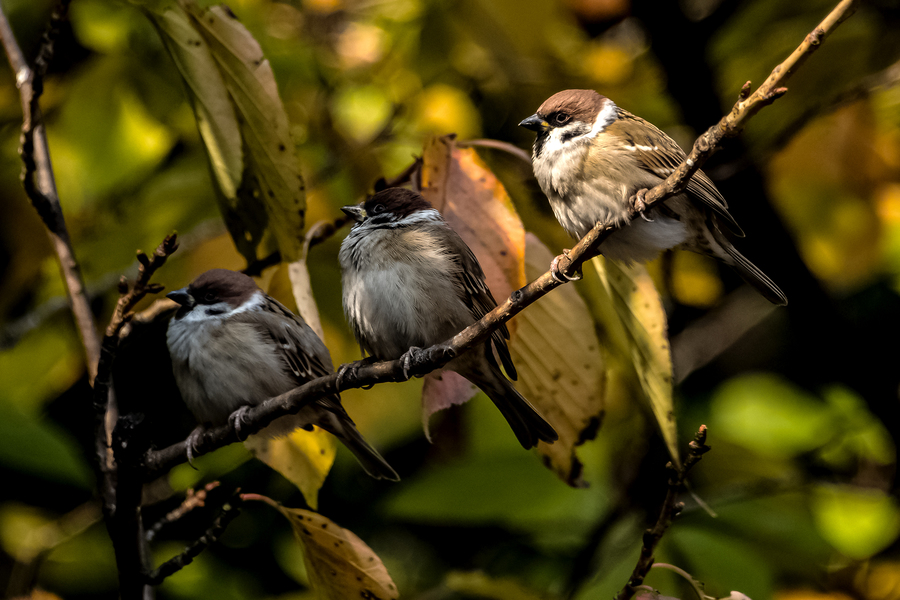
[167,269,261,320]
[519,89,617,157]
[341,188,438,230]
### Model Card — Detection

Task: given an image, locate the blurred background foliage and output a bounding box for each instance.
[1,0,900,598]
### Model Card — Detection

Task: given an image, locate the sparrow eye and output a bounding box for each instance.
[550,112,571,126]
[202,291,216,303]
[372,203,386,214]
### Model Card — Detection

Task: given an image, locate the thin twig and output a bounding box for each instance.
[144,490,243,585]
[0,0,100,382]
[93,234,179,514]
[145,482,222,543]
[615,426,711,600]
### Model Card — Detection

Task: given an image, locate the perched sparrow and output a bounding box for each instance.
[338,188,558,449]
[519,89,787,306]
[166,268,399,481]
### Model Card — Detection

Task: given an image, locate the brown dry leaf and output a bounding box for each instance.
[510,234,605,487]
[589,257,680,467]
[415,135,526,424]
[244,426,336,511]
[275,505,399,600]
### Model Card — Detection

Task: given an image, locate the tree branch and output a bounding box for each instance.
[615,426,711,600]
[144,0,857,494]
[0,0,100,382]
[144,488,243,585]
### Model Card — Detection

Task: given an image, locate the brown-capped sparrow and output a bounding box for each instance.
[338,188,558,449]
[519,89,787,306]
[166,268,399,481]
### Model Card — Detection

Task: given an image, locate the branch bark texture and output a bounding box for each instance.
[0,0,100,382]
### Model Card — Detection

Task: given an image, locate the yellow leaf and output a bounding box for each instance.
[244,427,336,510]
[274,505,399,600]
[590,257,679,467]
[512,234,606,487]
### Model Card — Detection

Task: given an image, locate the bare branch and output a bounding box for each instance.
[616,426,711,600]
[144,490,243,585]
[0,0,100,382]
[145,482,222,543]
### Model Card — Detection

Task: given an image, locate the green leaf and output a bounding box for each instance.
[144,0,306,263]
[0,408,91,488]
[812,484,900,559]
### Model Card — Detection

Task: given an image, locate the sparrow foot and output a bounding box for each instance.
[550,250,583,283]
[400,346,428,380]
[336,357,377,391]
[185,425,204,469]
[229,406,253,441]
[631,189,654,222]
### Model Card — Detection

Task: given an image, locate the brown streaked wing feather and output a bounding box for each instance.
[617,109,743,235]
[443,227,518,380]
[232,297,335,385]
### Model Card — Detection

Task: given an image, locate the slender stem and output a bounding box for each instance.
[0,0,101,382]
[615,426,711,600]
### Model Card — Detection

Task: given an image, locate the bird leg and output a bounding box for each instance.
[399,346,429,380]
[631,188,655,221]
[550,249,583,283]
[185,425,205,468]
[228,405,253,441]
[336,356,377,391]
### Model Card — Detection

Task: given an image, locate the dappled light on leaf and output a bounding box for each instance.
[512,234,606,487]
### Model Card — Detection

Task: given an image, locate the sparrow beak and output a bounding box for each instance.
[166,287,195,308]
[341,205,367,223]
[519,114,548,133]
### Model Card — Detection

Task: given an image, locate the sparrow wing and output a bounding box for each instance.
[443,226,518,381]
[616,109,744,236]
[232,296,335,385]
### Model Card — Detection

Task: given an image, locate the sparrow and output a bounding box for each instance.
[338,187,558,449]
[165,268,399,481]
[519,89,787,306]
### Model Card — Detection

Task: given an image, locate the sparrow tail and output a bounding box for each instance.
[719,241,788,306]
[315,398,400,482]
[710,227,788,306]
[472,369,559,449]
